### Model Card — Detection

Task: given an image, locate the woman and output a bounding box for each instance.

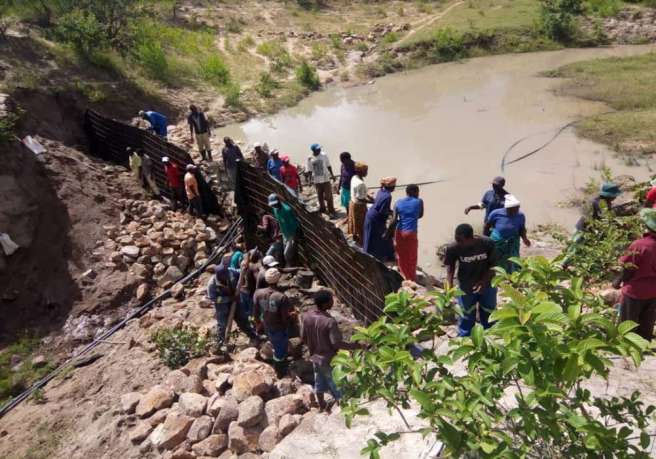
[339,152,356,216]
[348,162,371,245]
[484,194,531,274]
[388,184,423,282]
[363,177,396,262]
[280,155,301,193]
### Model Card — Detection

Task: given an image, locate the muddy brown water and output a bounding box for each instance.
[218,45,655,272]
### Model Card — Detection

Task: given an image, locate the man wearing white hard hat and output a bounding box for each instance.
[484,194,531,274]
[253,268,292,376]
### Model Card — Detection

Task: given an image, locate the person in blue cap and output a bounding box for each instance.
[575,182,622,231]
[268,193,300,266]
[139,110,168,139]
[307,144,336,218]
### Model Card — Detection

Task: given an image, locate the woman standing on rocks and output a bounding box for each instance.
[484,195,531,274]
[363,177,396,263]
[388,184,423,282]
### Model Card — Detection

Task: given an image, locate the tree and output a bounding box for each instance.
[540,0,585,42]
[333,256,655,458]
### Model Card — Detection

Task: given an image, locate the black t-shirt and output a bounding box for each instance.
[188,112,209,134]
[444,236,497,293]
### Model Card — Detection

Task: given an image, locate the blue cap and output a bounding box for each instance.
[310,143,321,152]
[600,182,621,198]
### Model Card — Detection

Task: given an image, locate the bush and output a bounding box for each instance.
[223,81,242,108]
[295,60,321,90]
[382,31,399,44]
[256,40,293,73]
[225,16,244,34]
[430,28,466,61]
[586,0,623,17]
[540,0,585,42]
[134,41,169,81]
[255,72,280,98]
[0,112,18,144]
[54,9,106,56]
[334,257,654,458]
[198,54,231,87]
[151,326,209,369]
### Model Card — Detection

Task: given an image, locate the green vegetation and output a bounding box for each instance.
[0,335,53,405]
[295,60,321,90]
[550,52,656,156]
[334,256,654,458]
[255,72,280,98]
[0,110,18,143]
[151,325,209,369]
[257,40,294,73]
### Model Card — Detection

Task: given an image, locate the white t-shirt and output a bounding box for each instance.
[350,175,367,203]
[307,153,332,184]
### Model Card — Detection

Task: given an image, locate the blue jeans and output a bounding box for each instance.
[266,328,288,362]
[214,301,230,345]
[457,287,498,337]
[239,291,253,318]
[313,362,341,400]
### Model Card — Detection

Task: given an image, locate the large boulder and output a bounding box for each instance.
[121,392,141,414]
[227,421,261,454]
[237,396,265,428]
[191,434,228,457]
[129,422,154,444]
[136,385,175,418]
[212,397,239,432]
[264,395,304,427]
[232,369,274,402]
[150,411,194,450]
[278,414,301,437]
[186,415,213,443]
[178,393,208,417]
[258,425,280,452]
[163,369,204,394]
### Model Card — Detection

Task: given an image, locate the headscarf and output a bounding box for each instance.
[354,162,368,175]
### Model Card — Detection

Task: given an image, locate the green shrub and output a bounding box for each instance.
[586,0,623,17]
[540,0,585,42]
[0,111,18,144]
[198,54,231,87]
[382,31,399,44]
[334,256,654,458]
[225,16,244,34]
[295,60,321,90]
[237,35,256,51]
[54,9,106,56]
[256,40,293,73]
[151,326,209,369]
[223,81,242,108]
[134,41,169,81]
[311,42,328,60]
[430,28,466,61]
[255,72,280,98]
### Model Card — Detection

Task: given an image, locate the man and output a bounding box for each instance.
[644,178,656,208]
[267,150,283,181]
[338,152,356,216]
[307,144,336,217]
[184,164,203,216]
[269,193,300,267]
[162,157,185,210]
[348,162,372,245]
[222,137,244,190]
[139,110,168,139]
[188,104,212,161]
[612,208,656,341]
[252,142,269,170]
[208,260,258,352]
[256,255,280,289]
[301,290,360,412]
[387,184,424,282]
[576,182,622,231]
[280,155,301,192]
[253,268,292,376]
[128,147,142,183]
[464,176,508,235]
[140,151,160,197]
[445,223,498,337]
[238,249,262,320]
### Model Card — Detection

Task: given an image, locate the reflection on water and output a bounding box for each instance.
[217,45,655,272]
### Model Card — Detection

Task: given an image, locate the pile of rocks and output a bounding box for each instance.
[101,198,227,303]
[582,7,656,44]
[119,348,316,458]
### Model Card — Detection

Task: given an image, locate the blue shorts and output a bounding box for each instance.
[313,362,341,399]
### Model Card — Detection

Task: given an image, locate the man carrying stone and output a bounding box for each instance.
[301,290,361,412]
[253,268,292,377]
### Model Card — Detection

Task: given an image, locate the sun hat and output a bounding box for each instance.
[281,155,290,162]
[262,255,279,268]
[504,194,520,208]
[640,208,656,232]
[600,182,621,198]
[380,177,397,187]
[264,268,282,285]
[161,156,170,163]
[268,193,280,207]
[310,143,321,152]
[492,176,506,187]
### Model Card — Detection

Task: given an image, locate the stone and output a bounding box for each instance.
[258,425,279,452]
[215,373,232,394]
[163,370,204,395]
[178,393,208,417]
[130,422,154,444]
[154,262,167,276]
[136,283,150,301]
[121,245,140,258]
[236,347,259,362]
[212,397,239,432]
[274,379,295,397]
[203,379,218,396]
[31,355,47,368]
[121,392,142,414]
[278,414,300,437]
[237,396,265,428]
[150,411,194,450]
[170,450,195,459]
[187,415,213,443]
[160,265,184,285]
[171,283,185,299]
[295,385,315,410]
[192,433,228,457]
[600,288,621,306]
[227,421,260,454]
[232,370,274,402]
[207,363,233,380]
[149,409,170,427]
[264,395,304,427]
[136,385,175,418]
[287,338,303,359]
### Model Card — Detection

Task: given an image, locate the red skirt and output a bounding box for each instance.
[395,230,418,282]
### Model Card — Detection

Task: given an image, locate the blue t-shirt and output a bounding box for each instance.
[481,189,507,220]
[145,111,168,137]
[267,158,282,180]
[395,197,422,232]
[487,208,526,239]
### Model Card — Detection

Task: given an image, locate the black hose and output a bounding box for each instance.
[0,217,243,419]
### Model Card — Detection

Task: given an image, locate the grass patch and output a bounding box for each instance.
[0,335,54,406]
[550,52,656,156]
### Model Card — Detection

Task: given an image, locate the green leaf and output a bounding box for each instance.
[489,308,518,321]
[410,389,433,411]
[618,320,638,336]
[640,431,650,449]
[480,441,497,453]
[563,353,579,382]
[624,332,649,351]
[532,301,561,315]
